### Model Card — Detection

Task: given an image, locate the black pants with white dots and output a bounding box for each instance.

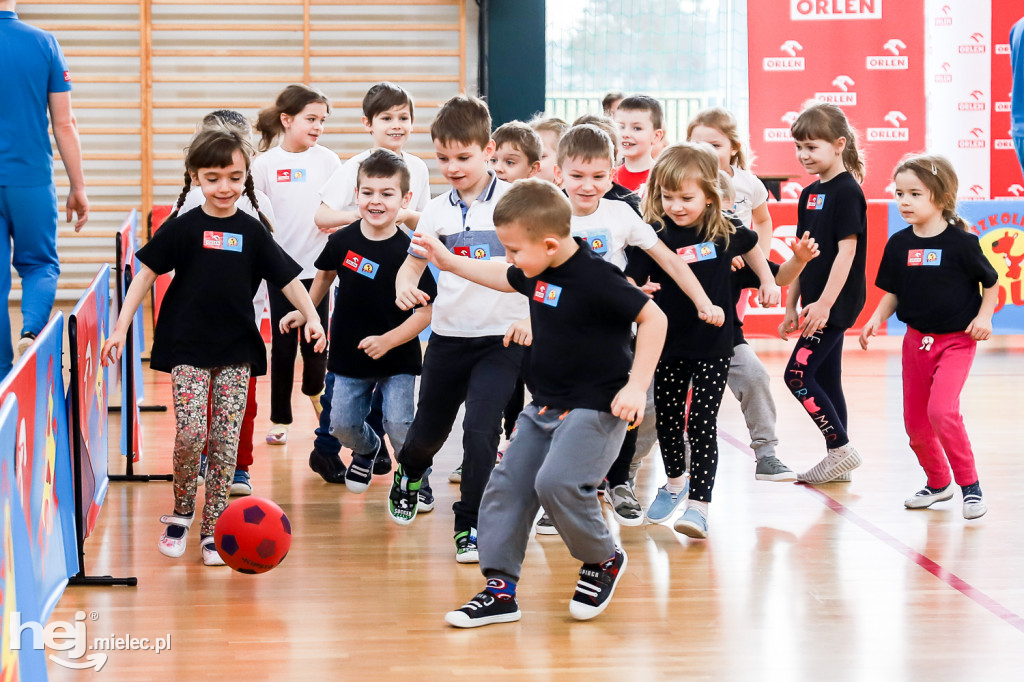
[654,357,731,503]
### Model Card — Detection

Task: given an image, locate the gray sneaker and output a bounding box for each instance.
[755,455,797,482]
[608,484,644,526]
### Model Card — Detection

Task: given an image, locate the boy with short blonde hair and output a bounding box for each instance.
[388,95,529,565]
[411,178,668,627]
[528,116,569,186]
[490,121,542,182]
[613,95,665,194]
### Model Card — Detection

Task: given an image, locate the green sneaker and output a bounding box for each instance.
[388,467,420,526]
[455,528,479,564]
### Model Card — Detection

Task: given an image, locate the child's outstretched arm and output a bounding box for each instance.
[611,300,667,424]
[314,202,360,234]
[966,284,998,341]
[395,254,433,310]
[643,240,724,326]
[101,265,157,366]
[800,235,857,337]
[751,201,773,256]
[779,277,801,340]
[503,316,532,347]
[740,246,782,307]
[858,293,898,350]
[775,231,819,286]
[359,304,432,360]
[410,232,516,293]
[280,278,327,352]
[280,269,335,333]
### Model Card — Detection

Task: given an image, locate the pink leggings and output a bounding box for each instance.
[902,328,979,488]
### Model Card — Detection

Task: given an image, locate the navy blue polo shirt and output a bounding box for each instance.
[0,11,72,186]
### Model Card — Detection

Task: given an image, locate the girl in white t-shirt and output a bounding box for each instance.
[687,108,773,254]
[251,85,341,446]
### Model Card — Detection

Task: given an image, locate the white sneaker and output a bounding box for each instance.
[16,333,35,359]
[158,513,193,558]
[797,444,862,484]
[266,423,289,445]
[963,494,987,520]
[904,484,954,509]
[201,537,226,566]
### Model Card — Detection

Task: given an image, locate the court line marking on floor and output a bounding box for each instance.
[719,429,1024,635]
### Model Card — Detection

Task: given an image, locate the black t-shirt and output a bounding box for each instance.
[506,242,649,412]
[603,182,642,216]
[732,260,781,346]
[796,172,868,328]
[314,220,437,378]
[137,208,301,375]
[875,225,998,334]
[625,217,758,359]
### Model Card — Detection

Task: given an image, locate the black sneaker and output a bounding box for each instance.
[308,449,346,484]
[417,468,435,513]
[444,580,522,628]
[569,547,628,620]
[387,467,420,526]
[345,439,379,494]
[372,438,393,475]
[455,527,479,564]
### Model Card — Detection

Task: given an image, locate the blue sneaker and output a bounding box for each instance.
[673,507,708,538]
[230,470,252,496]
[645,478,689,524]
[197,454,208,486]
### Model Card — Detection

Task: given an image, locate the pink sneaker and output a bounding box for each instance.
[158,513,193,558]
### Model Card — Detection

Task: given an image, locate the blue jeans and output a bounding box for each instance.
[328,373,415,456]
[0,184,60,376]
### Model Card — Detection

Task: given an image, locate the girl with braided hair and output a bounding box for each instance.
[101,128,325,565]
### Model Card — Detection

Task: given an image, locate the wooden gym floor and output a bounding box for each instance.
[44,335,1024,681]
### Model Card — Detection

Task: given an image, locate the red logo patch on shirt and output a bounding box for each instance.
[277,169,291,182]
[203,231,223,250]
[342,250,362,271]
[63,70,71,82]
[806,194,826,210]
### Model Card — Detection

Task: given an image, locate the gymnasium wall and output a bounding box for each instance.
[17,0,477,300]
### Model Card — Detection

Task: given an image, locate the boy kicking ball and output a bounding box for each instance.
[412,179,667,627]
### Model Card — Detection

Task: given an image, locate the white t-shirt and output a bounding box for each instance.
[571,198,658,271]
[319,148,432,214]
[177,187,275,324]
[729,166,769,229]
[413,172,529,337]
[251,144,341,278]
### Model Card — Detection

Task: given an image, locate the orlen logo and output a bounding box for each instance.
[815,75,857,106]
[764,40,805,71]
[958,32,986,54]
[995,44,1010,55]
[782,182,804,200]
[957,128,986,149]
[791,0,882,20]
[994,139,1014,151]
[957,90,986,112]
[867,111,909,141]
[935,62,952,84]
[996,102,1011,113]
[935,4,952,26]
[866,38,909,70]
[763,112,797,143]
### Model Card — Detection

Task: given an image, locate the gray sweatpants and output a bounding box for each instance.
[726,343,778,461]
[478,404,628,583]
[628,383,658,482]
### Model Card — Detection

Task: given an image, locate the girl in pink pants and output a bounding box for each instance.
[861,154,998,520]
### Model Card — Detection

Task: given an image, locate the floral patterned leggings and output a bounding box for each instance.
[171,364,251,536]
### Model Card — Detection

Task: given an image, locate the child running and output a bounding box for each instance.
[860,154,997,519]
[281,149,437,498]
[251,84,339,446]
[101,129,324,565]
[411,179,667,627]
[778,103,868,484]
[625,142,780,538]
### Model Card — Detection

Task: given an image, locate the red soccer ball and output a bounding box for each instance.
[214,497,292,574]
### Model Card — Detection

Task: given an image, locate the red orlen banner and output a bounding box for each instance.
[990,4,1024,199]
[740,200,889,338]
[747,0,926,200]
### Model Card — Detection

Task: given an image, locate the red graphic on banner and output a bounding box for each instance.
[747,1,925,200]
[990,5,1023,199]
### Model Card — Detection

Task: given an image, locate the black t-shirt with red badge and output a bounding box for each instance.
[136,208,301,375]
[796,171,868,328]
[506,241,649,412]
[875,225,998,334]
[625,217,758,359]
[314,220,437,378]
